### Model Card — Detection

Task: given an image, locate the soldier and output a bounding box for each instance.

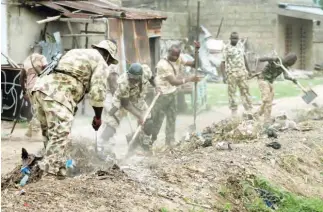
[31,39,118,176]
[99,63,155,158]
[20,44,48,137]
[256,53,297,125]
[221,32,253,116]
[151,44,201,147]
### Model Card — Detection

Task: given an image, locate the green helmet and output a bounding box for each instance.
[127,63,143,80]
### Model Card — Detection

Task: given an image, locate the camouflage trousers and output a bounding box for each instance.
[25,89,40,136]
[151,91,177,145]
[227,73,253,112]
[32,91,74,175]
[100,92,152,149]
[257,79,274,122]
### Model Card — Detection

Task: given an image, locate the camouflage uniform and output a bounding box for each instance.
[22,53,48,136]
[100,64,152,149]
[222,44,252,112]
[32,48,113,175]
[257,62,290,122]
[152,56,187,145]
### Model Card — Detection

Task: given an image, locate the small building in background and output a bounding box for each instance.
[276,2,323,70]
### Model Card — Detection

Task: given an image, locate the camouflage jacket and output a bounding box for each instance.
[222,44,247,75]
[112,64,152,109]
[32,49,111,113]
[23,53,48,91]
[260,61,289,83]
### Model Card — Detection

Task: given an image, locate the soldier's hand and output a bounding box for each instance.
[23,94,29,101]
[194,41,200,49]
[188,76,203,83]
[291,78,297,84]
[92,116,102,131]
[137,114,145,126]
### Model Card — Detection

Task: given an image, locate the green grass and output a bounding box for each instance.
[206,78,323,107]
[242,177,323,212]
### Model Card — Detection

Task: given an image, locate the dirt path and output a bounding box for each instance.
[2,85,323,175]
[1,85,323,211]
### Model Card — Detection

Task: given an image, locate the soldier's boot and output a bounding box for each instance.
[99,125,116,161]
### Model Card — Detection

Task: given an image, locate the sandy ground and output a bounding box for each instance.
[1,84,323,212]
[2,85,323,175]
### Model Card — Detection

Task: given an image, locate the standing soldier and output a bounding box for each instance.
[31,40,118,176]
[20,44,48,137]
[151,44,201,148]
[256,53,297,125]
[221,32,253,116]
[99,63,155,158]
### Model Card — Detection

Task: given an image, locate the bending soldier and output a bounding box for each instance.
[31,40,118,176]
[99,63,155,158]
[256,53,297,125]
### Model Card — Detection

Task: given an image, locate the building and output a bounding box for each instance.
[276,2,323,70]
[1,0,167,120]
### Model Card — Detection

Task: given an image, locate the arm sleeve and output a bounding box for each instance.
[88,59,110,107]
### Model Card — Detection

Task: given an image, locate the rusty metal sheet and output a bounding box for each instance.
[37,0,167,20]
[108,18,124,73]
[134,20,147,37]
[54,1,124,18]
[39,1,71,13]
[147,19,162,30]
[123,20,137,63]
[136,37,150,65]
[62,12,95,19]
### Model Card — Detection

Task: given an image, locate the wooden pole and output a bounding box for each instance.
[193,1,200,130]
[82,23,89,115]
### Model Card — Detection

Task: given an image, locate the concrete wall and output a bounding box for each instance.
[122,0,318,57]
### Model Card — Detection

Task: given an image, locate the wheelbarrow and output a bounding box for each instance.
[274,57,318,104]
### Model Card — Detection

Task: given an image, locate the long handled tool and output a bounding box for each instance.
[274,57,318,104]
[9,98,26,136]
[189,1,201,133]
[125,92,161,158]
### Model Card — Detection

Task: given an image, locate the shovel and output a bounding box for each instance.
[274,58,318,104]
[125,92,161,158]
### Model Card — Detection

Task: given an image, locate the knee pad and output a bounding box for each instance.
[143,119,154,135]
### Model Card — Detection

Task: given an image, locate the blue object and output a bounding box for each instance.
[19,175,29,187]
[20,166,31,175]
[65,159,75,168]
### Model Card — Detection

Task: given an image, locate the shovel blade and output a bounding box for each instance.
[302,89,318,104]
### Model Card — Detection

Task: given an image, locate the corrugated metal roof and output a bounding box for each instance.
[278,3,323,16]
[28,0,167,20]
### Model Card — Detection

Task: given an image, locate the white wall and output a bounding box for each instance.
[1,3,8,64]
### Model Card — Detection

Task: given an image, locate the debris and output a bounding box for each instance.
[215,142,232,150]
[266,142,281,150]
[265,128,278,139]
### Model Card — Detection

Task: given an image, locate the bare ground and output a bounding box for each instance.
[1,85,323,211]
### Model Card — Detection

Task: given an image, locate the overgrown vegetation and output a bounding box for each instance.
[236,177,323,212]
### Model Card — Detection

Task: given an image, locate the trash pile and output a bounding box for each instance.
[296,104,323,122]
[1,141,118,189]
[180,114,262,151]
[179,110,318,151]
